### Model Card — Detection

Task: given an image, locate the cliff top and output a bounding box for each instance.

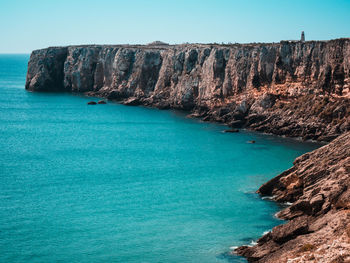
[34,38,350,53]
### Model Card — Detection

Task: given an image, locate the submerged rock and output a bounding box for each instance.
[224,129,239,133]
[87,101,97,105]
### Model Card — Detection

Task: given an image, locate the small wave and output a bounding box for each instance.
[242,190,257,194]
[248,240,258,247]
[262,230,271,235]
[273,212,284,220]
[229,246,238,250]
[261,195,276,200]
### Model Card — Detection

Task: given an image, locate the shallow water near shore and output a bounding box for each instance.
[0,54,320,263]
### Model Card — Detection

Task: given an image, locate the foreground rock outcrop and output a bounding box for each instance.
[236,131,350,262]
[26,39,350,141]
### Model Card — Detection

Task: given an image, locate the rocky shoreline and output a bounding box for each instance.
[25,39,350,262]
[26,39,350,142]
[235,131,350,262]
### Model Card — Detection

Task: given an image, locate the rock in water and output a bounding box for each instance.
[97,100,107,104]
[224,129,239,133]
[87,101,97,105]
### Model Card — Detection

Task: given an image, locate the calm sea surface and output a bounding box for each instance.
[0,54,320,262]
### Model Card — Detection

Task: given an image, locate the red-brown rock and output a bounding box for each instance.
[25,39,350,142]
[236,131,350,262]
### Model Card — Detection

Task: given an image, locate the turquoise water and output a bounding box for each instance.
[0,54,319,263]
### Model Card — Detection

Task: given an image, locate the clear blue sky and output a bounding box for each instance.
[1,0,350,53]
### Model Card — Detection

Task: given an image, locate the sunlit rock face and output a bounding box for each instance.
[26,39,350,141]
[236,131,350,263]
[25,40,350,263]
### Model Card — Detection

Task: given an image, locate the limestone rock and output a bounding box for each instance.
[236,131,350,262]
[24,40,350,263]
[25,40,350,141]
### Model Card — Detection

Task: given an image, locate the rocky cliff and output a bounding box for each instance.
[25,40,350,262]
[236,131,350,263]
[26,39,350,141]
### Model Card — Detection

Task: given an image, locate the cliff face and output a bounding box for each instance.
[236,131,350,263]
[26,40,350,141]
[25,41,350,262]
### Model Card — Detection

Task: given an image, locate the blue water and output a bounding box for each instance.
[0,54,320,263]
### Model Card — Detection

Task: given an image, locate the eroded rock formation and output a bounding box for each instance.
[26,39,350,141]
[236,131,350,263]
[25,40,350,262]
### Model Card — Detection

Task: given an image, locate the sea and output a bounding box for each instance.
[0,54,320,263]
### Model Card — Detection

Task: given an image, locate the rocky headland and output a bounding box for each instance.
[25,39,350,262]
[26,39,350,142]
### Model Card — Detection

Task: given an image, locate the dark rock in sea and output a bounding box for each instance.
[97,100,107,104]
[224,129,239,133]
[87,101,97,105]
[247,140,256,144]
